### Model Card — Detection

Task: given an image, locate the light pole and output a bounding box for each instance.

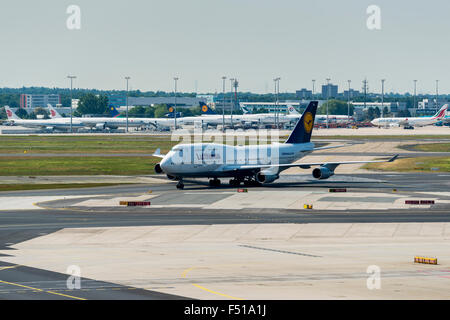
[174,77,179,129]
[413,80,417,117]
[229,78,235,128]
[67,75,76,133]
[326,78,331,128]
[233,79,239,127]
[273,77,281,128]
[277,78,280,127]
[125,76,130,133]
[381,79,385,118]
[312,79,316,97]
[222,76,226,132]
[347,80,351,122]
[436,80,439,111]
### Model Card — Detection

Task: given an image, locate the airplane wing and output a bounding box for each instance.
[313,144,351,151]
[235,155,399,171]
[152,148,166,159]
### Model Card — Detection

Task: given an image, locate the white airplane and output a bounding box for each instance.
[4,106,85,132]
[47,104,145,130]
[153,101,398,189]
[371,104,448,128]
[108,104,219,130]
[240,106,292,127]
[285,105,354,125]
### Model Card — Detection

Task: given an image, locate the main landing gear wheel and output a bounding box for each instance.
[243,179,262,187]
[176,181,184,190]
[229,179,241,187]
[209,179,221,187]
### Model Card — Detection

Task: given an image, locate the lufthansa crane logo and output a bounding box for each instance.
[303,112,313,133]
[202,105,208,112]
[169,107,174,113]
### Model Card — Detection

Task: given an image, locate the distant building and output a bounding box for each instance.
[351,102,407,120]
[108,95,126,107]
[418,98,446,110]
[239,100,326,114]
[295,89,312,99]
[123,97,206,109]
[71,99,80,110]
[342,89,360,99]
[20,94,60,109]
[196,94,215,104]
[321,84,338,99]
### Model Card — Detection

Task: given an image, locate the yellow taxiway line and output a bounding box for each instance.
[0,265,86,300]
[182,266,244,300]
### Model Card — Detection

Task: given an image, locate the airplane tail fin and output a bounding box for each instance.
[432,104,448,120]
[47,104,62,118]
[287,104,300,115]
[242,106,250,114]
[285,101,318,144]
[4,106,21,120]
[165,105,180,118]
[109,105,122,118]
[200,102,216,115]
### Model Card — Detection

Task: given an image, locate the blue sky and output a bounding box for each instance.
[0,0,449,94]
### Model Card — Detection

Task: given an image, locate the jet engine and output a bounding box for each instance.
[255,172,279,184]
[95,123,106,130]
[154,163,163,174]
[312,166,334,180]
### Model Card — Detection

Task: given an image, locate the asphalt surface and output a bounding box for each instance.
[1,172,449,300]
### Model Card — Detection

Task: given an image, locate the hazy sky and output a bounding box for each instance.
[0,0,449,94]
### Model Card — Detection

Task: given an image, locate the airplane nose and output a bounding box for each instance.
[160,157,170,172]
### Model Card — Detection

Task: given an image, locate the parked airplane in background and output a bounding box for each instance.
[109,103,225,130]
[285,105,355,125]
[4,106,85,132]
[108,106,173,130]
[47,104,145,130]
[371,104,448,128]
[153,101,398,189]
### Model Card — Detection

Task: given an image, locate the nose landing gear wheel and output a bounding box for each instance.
[176,181,184,190]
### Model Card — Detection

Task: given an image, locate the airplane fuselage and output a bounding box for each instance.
[371,117,437,127]
[160,142,314,179]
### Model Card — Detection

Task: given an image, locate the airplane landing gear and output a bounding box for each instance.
[243,178,262,187]
[209,179,221,187]
[229,179,241,187]
[176,181,184,190]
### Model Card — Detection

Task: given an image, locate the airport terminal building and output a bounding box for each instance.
[20,94,60,109]
[109,96,207,109]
